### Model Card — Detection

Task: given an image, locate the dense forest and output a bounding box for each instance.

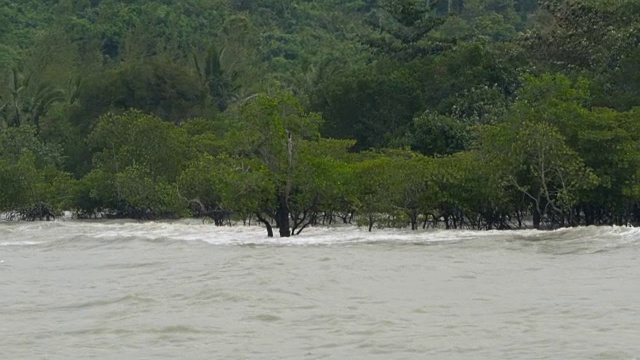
[2,0,640,236]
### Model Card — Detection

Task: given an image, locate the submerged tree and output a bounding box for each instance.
[76,110,192,218]
[177,153,275,227]
[226,91,323,237]
[0,126,72,219]
[289,138,357,234]
[478,114,597,229]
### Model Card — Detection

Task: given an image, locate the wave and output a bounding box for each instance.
[1,220,639,250]
[0,241,47,247]
[55,293,158,310]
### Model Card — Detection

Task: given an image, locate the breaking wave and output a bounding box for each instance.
[1,220,639,251]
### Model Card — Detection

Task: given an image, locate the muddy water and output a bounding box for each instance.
[1,221,639,359]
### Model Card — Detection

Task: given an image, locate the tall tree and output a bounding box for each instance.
[226,91,322,237]
[0,67,65,129]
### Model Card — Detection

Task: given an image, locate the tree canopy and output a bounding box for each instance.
[3,0,640,235]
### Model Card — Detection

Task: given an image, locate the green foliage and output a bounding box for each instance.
[227,91,323,175]
[0,125,64,167]
[396,111,469,155]
[77,57,211,125]
[289,139,357,231]
[73,166,187,219]
[315,59,424,149]
[224,91,323,235]
[385,153,434,230]
[351,155,396,230]
[0,67,66,128]
[177,153,275,220]
[195,45,239,112]
[523,0,640,110]
[434,151,515,229]
[71,110,193,218]
[89,110,191,181]
[0,45,17,80]
[2,0,640,232]
[476,74,611,227]
[363,0,451,60]
[315,41,521,150]
[179,117,228,157]
[0,126,70,217]
[0,149,74,219]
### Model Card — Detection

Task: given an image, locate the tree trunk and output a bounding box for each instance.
[275,195,291,237]
[255,213,273,237]
[533,207,541,229]
[409,212,417,230]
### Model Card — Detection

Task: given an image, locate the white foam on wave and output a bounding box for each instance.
[0,220,639,248]
[0,241,47,247]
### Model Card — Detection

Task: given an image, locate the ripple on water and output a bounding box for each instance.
[57,294,158,310]
[1,221,640,359]
[151,325,207,334]
[251,314,282,322]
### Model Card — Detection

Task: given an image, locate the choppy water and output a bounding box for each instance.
[1,220,639,359]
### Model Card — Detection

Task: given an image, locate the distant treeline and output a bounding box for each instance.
[2,0,640,236]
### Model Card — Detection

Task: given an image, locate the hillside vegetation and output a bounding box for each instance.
[2,0,640,235]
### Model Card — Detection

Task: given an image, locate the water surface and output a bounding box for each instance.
[1,221,639,359]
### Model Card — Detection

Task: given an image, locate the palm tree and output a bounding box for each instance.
[193,45,242,112]
[0,67,65,129]
[2,67,31,127]
[0,98,7,128]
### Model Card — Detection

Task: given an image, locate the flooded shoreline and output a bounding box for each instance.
[1,221,639,359]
